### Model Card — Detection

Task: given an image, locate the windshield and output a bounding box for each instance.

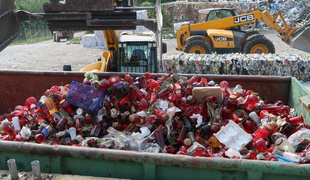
[118,42,157,73]
[207,10,234,21]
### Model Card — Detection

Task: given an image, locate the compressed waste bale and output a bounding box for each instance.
[94,31,107,49]
[81,34,97,48]
[162,1,260,24]
[160,53,310,82]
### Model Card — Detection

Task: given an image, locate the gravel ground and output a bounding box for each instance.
[0,37,105,72]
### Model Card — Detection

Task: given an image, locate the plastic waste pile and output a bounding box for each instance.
[258,0,309,28]
[163,1,308,30]
[160,53,310,82]
[0,72,310,164]
[162,1,259,24]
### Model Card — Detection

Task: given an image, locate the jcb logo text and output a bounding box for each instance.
[215,37,227,41]
[234,14,254,24]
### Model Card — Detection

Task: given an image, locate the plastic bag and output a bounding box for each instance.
[288,128,310,146]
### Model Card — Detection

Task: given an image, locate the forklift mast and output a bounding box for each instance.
[0,0,164,67]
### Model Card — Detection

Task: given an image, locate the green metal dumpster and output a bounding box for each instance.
[0,70,309,180]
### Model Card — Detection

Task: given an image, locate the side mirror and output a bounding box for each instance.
[162,43,167,54]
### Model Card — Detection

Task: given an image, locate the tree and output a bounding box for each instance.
[141,2,171,28]
[14,0,49,25]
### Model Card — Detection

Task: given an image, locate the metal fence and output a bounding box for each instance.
[13,24,52,43]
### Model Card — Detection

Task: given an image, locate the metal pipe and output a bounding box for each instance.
[115,6,155,10]
[7,159,19,180]
[156,0,163,72]
[31,160,41,180]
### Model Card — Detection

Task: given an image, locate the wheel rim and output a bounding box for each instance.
[189,46,206,54]
[250,44,268,54]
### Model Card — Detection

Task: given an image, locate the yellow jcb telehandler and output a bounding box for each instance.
[176,8,310,54]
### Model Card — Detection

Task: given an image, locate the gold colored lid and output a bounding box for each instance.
[129,115,136,122]
[112,122,116,128]
[236,90,243,96]
[93,81,100,89]
[212,123,219,127]
[162,114,169,122]
[229,95,237,100]
[183,138,192,146]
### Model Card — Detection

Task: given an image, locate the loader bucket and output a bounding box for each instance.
[0,0,21,52]
[287,27,310,53]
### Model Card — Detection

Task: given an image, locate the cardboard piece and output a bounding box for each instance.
[192,86,223,103]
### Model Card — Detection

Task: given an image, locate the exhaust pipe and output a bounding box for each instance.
[31,160,41,180]
[7,159,19,180]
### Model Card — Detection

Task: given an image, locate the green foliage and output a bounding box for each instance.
[141,2,171,28]
[14,0,49,25]
[162,6,171,28]
[12,0,175,26]
[14,24,52,44]
[11,36,53,45]
[141,2,155,17]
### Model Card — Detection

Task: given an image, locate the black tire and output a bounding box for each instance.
[242,36,275,54]
[63,65,72,71]
[56,36,60,42]
[53,33,56,42]
[184,39,212,54]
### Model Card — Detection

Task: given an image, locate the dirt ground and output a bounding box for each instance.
[0,29,309,72]
[0,32,104,72]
